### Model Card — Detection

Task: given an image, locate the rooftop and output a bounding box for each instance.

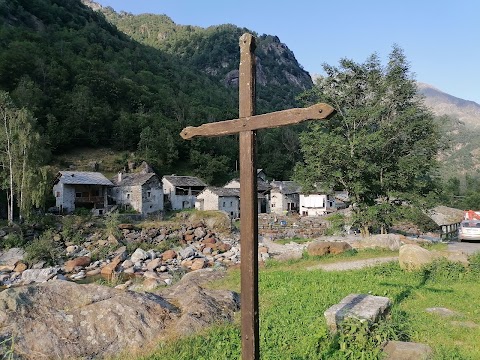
[163,175,207,188]
[54,171,113,186]
[112,172,157,187]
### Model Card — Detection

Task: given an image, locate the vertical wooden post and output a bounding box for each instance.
[239,33,259,360]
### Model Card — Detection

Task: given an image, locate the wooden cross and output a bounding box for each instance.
[181,33,336,360]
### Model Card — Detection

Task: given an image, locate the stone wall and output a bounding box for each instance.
[258,214,328,239]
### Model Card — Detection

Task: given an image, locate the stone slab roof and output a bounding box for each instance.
[54,171,113,186]
[163,175,207,188]
[112,173,157,187]
[270,180,302,195]
[224,178,271,192]
[202,187,239,197]
[427,206,464,226]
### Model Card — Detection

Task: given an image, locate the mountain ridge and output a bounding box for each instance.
[417,82,480,129]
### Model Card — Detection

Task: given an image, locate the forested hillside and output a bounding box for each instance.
[0,0,313,184]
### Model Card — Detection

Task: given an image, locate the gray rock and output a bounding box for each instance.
[399,244,437,271]
[426,307,457,317]
[194,227,207,239]
[324,294,391,332]
[121,259,134,269]
[0,247,25,266]
[130,248,148,263]
[180,246,196,259]
[358,234,403,251]
[146,258,162,271]
[147,249,157,260]
[0,277,239,359]
[383,340,432,360]
[21,267,58,283]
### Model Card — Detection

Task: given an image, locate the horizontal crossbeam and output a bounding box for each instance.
[180,103,336,140]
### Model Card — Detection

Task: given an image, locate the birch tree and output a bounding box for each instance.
[0,91,49,223]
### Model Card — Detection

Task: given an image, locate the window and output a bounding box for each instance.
[223,201,226,207]
[56,192,60,197]
[76,192,82,198]
[93,190,100,196]
[147,191,151,197]
[126,193,131,199]
[230,201,233,206]
[271,203,276,208]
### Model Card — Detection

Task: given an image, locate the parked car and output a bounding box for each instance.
[458,220,480,241]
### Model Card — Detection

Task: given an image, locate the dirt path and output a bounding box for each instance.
[306,256,399,271]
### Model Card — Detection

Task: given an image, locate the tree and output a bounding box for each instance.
[294,46,441,235]
[0,91,50,223]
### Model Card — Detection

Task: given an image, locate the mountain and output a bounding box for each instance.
[417,83,480,178]
[81,0,313,112]
[0,0,313,183]
[418,82,480,128]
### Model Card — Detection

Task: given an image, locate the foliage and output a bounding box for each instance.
[325,213,345,235]
[295,47,441,235]
[104,211,121,238]
[1,232,27,250]
[0,91,50,222]
[0,0,313,188]
[25,229,63,265]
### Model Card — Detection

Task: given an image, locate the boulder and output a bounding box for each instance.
[324,293,391,332]
[21,267,58,284]
[307,242,330,256]
[190,258,206,271]
[0,247,25,266]
[13,262,28,273]
[162,250,177,261]
[329,242,352,254]
[399,244,437,271]
[100,254,122,275]
[130,248,148,263]
[146,258,162,271]
[0,281,176,359]
[64,256,91,273]
[357,234,404,251]
[307,241,352,256]
[383,340,432,360]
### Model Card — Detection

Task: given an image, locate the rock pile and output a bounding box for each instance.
[0,222,244,288]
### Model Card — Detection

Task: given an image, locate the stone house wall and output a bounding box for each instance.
[270,190,299,215]
[196,190,240,218]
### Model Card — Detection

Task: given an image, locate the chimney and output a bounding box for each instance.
[118,172,122,183]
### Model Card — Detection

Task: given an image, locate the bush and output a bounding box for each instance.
[25,229,63,265]
[1,233,27,250]
[421,258,466,283]
[325,213,345,235]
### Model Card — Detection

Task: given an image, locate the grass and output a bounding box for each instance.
[275,236,311,245]
[134,251,480,360]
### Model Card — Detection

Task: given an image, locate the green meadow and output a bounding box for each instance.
[139,251,480,360]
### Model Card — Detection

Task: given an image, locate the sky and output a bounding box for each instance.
[95,0,480,104]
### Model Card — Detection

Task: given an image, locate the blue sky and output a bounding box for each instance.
[95,0,480,104]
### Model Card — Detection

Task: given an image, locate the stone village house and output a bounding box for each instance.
[53,171,113,215]
[269,180,302,215]
[195,187,240,218]
[224,175,271,214]
[111,171,163,215]
[162,175,207,211]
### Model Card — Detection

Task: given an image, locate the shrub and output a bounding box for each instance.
[25,229,63,265]
[1,233,27,250]
[104,211,121,238]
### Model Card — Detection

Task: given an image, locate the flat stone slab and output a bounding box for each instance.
[324,293,391,332]
[383,340,432,360]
